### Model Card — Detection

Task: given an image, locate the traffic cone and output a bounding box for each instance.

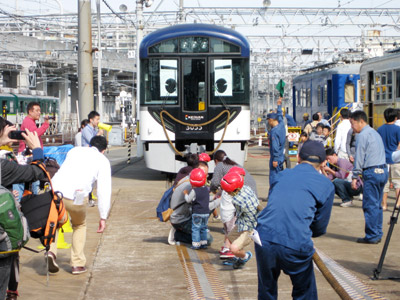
[62,217,73,233]
[37,228,71,250]
[56,229,71,249]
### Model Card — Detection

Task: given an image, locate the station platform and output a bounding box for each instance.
[17,146,400,299]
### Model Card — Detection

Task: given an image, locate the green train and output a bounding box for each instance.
[0,92,59,125]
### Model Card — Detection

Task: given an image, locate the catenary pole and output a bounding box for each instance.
[78,0,94,122]
[136,0,144,157]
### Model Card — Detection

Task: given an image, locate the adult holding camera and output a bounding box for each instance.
[0,120,48,300]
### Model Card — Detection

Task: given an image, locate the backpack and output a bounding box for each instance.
[20,161,68,250]
[0,185,30,256]
[156,186,174,222]
[156,179,190,222]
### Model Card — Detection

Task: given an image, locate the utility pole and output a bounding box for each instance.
[179,0,184,23]
[96,0,103,119]
[78,0,94,122]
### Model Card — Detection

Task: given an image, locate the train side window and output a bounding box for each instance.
[381,73,387,101]
[344,83,355,103]
[375,73,381,102]
[360,75,366,102]
[323,84,328,105]
[306,88,311,107]
[387,71,393,101]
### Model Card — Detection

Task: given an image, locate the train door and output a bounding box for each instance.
[327,80,333,115]
[182,58,206,112]
[368,71,374,127]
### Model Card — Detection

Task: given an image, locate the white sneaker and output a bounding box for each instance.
[358,194,363,201]
[340,201,353,207]
[168,227,176,245]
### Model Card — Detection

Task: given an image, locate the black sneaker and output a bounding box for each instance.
[356,237,381,244]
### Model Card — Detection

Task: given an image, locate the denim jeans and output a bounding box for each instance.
[333,178,362,203]
[0,255,14,299]
[12,180,39,202]
[191,213,209,248]
[362,166,388,241]
[172,218,213,246]
[255,241,317,300]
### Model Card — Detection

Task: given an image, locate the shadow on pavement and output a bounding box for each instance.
[324,232,357,242]
[111,158,166,182]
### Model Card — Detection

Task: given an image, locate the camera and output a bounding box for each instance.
[9,130,26,140]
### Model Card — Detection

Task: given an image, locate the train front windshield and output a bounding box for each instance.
[140,39,250,111]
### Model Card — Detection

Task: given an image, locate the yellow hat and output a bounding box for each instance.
[303,113,309,117]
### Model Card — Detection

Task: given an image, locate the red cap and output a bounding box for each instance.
[228,166,245,176]
[220,172,244,193]
[199,153,211,162]
[190,168,207,187]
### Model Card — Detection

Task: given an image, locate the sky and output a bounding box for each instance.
[1,0,399,15]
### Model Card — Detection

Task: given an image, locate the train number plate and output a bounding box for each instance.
[185,126,203,131]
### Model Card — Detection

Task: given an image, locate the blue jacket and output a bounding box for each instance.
[256,163,334,253]
[285,114,297,127]
[269,105,286,163]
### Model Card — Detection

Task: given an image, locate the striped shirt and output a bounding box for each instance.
[232,185,259,232]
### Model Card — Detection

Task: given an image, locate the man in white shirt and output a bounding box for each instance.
[334,109,351,159]
[47,136,112,275]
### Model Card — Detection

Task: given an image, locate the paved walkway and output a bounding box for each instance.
[17,146,400,299]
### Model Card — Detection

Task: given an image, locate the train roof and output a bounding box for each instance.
[0,93,58,101]
[140,23,250,58]
[293,63,361,83]
[360,51,400,73]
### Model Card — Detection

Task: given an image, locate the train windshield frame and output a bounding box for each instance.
[140,24,250,110]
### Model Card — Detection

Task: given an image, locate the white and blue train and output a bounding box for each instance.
[139,24,251,173]
[292,63,361,124]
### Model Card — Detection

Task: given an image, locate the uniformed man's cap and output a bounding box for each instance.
[303,113,309,117]
[299,140,326,163]
[267,113,278,120]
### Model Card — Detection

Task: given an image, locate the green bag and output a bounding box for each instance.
[0,186,30,255]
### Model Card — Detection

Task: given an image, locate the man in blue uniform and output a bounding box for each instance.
[267,97,286,194]
[255,140,334,300]
[351,110,388,244]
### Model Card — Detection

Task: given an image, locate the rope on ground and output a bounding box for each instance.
[312,251,352,300]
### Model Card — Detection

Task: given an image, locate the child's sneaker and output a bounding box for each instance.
[219,247,235,259]
[223,257,239,266]
[190,246,200,250]
[233,251,252,269]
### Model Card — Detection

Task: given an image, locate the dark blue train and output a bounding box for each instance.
[292,63,361,124]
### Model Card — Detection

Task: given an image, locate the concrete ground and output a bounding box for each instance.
[17,145,400,299]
